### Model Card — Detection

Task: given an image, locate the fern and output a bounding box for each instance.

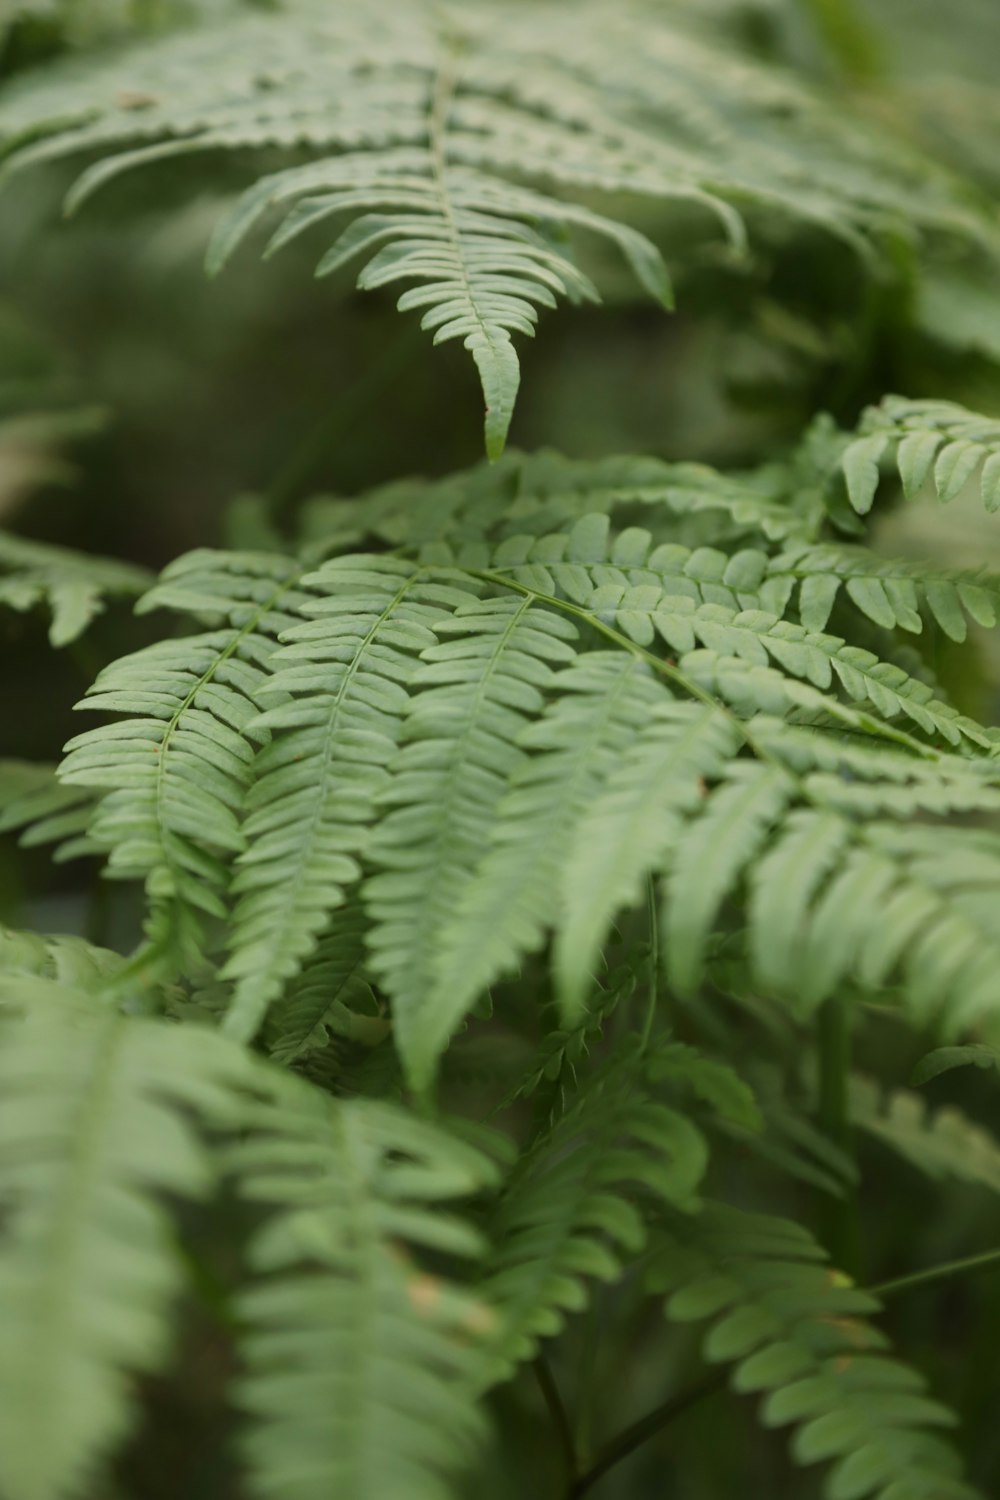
[849,1075,1000,1196]
[482,1048,710,1383]
[230,1076,501,1500]
[6,3,1000,1494]
[59,549,308,980]
[364,594,577,1087]
[650,1203,982,1500]
[841,395,1000,516]
[0,758,95,861]
[0,975,254,1500]
[3,1,998,454]
[219,555,475,1042]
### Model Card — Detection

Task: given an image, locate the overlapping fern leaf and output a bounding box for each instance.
[0,969,255,1500]
[0,530,151,646]
[58,549,308,979]
[2,0,997,454]
[0,758,96,861]
[480,1045,713,1383]
[849,1075,1000,1196]
[841,394,1000,516]
[230,1077,501,1500]
[0,938,506,1500]
[219,555,476,1043]
[649,1203,982,1500]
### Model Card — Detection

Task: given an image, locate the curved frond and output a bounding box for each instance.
[650,1203,982,1500]
[770,541,1000,645]
[432,652,667,1028]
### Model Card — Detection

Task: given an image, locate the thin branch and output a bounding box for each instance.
[568,1370,727,1498]
[871,1246,1000,1302]
[533,1355,578,1489]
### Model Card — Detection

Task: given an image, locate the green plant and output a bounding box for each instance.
[2,2,1000,1498]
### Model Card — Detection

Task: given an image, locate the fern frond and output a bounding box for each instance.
[334,448,808,556]
[501,962,637,1121]
[650,1203,982,1500]
[432,651,668,1031]
[220,555,475,1042]
[911,1043,1000,1085]
[59,549,306,980]
[0,920,121,989]
[769,541,1000,644]
[482,1050,708,1382]
[230,1079,501,1500]
[0,758,96,861]
[471,514,992,749]
[365,594,577,1087]
[554,695,739,1014]
[0,979,254,1500]
[849,1075,1000,1196]
[263,893,382,1068]
[842,395,1000,516]
[3,2,996,453]
[0,530,151,646]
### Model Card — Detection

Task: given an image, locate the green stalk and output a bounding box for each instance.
[872,1247,1000,1302]
[567,1370,726,1498]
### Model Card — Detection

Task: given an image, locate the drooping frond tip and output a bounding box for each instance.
[3,1,997,455]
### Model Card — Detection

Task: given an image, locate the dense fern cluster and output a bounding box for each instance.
[3,2,1000,1499]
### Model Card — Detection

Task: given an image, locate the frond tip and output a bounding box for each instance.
[3,1,995,455]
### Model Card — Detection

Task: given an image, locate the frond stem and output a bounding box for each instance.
[567,1369,727,1498]
[533,1355,578,1488]
[871,1246,1000,1301]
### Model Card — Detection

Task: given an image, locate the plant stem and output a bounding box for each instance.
[574,1298,603,1469]
[534,1355,578,1489]
[567,1370,726,1498]
[872,1247,1000,1302]
[816,995,863,1279]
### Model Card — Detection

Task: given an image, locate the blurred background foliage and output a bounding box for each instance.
[1,1,1000,1497]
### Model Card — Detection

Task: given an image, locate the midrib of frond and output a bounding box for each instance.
[428,39,516,461]
[224,569,421,1041]
[479,559,987,752]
